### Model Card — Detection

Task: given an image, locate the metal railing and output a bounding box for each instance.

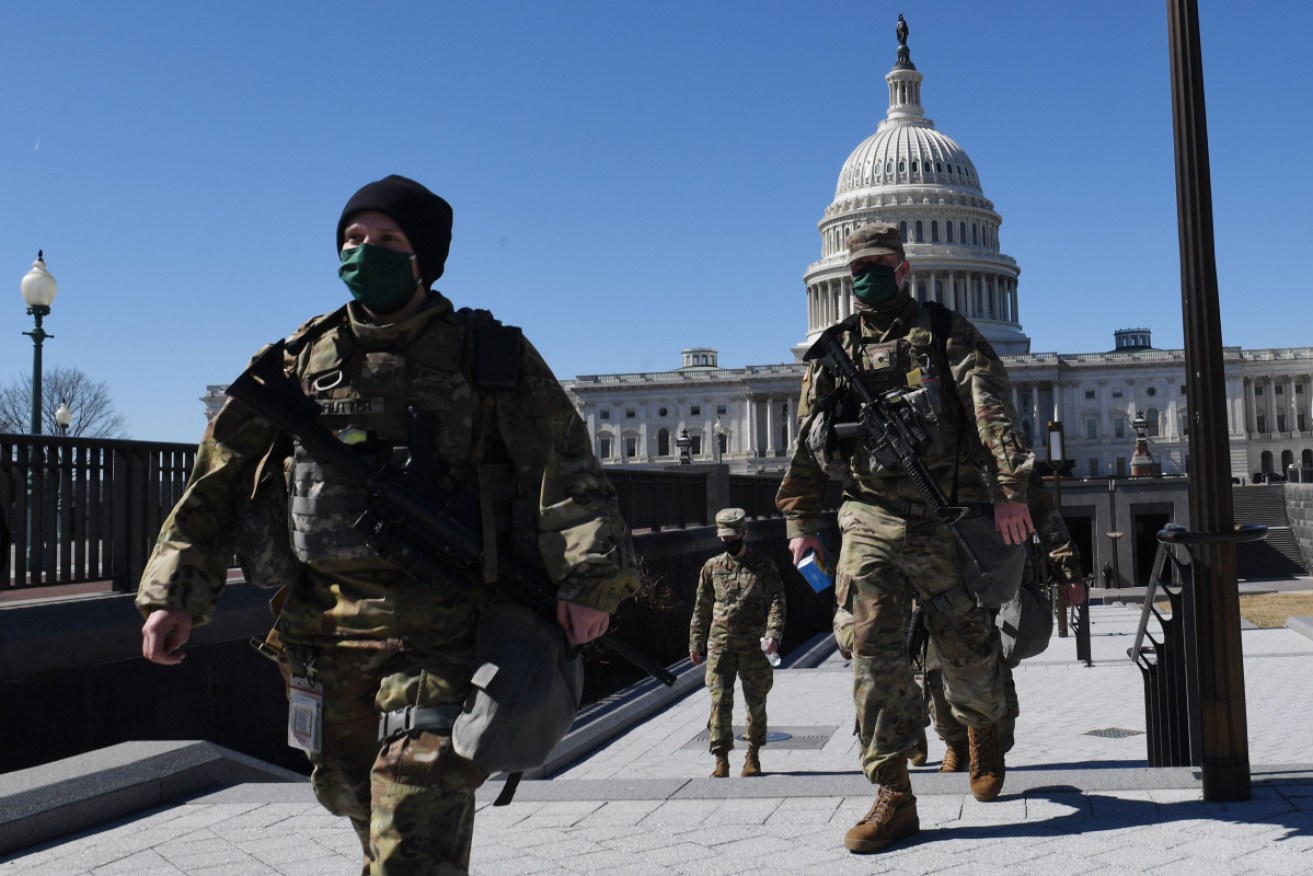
[1128,523,1267,767]
[4,435,836,591]
[1,434,196,593]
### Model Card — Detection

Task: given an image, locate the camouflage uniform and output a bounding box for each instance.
[926,470,1082,751]
[776,244,1032,783]
[138,179,637,876]
[689,510,786,754]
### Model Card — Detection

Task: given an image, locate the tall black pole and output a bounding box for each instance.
[1166,0,1250,801]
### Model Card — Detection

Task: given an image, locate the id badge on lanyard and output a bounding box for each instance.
[288,675,324,754]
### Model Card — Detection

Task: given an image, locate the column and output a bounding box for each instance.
[765,396,776,456]
[745,396,757,458]
[1287,376,1297,434]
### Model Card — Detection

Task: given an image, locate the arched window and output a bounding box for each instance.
[1282,450,1295,470]
[946,222,954,243]
[959,221,966,243]
[934,279,943,302]
[886,160,892,174]
[1261,450,1274,473]
[597,434,613,460]
[911,160,918,174]
[1303,449,1312,468]
[931,221,940,243]
[1146,408,1160,437]
[657,428,670,457]
[899,221,908,241]
[898,160,905,173]
[936,161,943,173]
[915,220,924,243]
[916,281,927,303]
[972,224,978,246]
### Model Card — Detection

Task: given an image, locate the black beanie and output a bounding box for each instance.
[336,175,454,288]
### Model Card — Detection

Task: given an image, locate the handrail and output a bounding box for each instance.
[1127,523,1267,665]
[1156,523,1268,545]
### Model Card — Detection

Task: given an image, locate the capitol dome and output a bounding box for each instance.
[800,19,1031,356]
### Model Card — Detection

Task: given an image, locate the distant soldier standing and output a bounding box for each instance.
[689,508,786,778]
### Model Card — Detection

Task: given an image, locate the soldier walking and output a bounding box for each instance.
[778,222,1035,853]
[689,508,786,778]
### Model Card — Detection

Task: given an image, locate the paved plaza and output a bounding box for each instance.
[3,599,1312,874]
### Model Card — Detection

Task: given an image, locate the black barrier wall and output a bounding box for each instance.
[0,519,838,775]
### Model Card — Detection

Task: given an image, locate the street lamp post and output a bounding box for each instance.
[713,417,726,465]
[1048,421,1068,637]
[21,252,58,435]
[1106,530,1125,589]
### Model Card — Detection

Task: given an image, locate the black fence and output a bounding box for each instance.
[2,435,843,594]
[1,434,196,593]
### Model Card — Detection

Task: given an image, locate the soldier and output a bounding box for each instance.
[925,470,1086,770]
[136,175,638,875]
[777,222,1034,854]
[689,508,786,778]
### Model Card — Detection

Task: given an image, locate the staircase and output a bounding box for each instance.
[1232,485,1307,579]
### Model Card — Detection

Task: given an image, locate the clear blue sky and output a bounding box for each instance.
[3,1,1309,444]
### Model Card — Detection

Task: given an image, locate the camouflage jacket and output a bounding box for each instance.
[776,294,1033,539]
[689,547,786,653]
[136,292,639,647]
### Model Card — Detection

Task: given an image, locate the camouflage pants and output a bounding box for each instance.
[706,642,774,752]
[287,644,487,876]
[925,641,1018,750]
[837,499,1004,780]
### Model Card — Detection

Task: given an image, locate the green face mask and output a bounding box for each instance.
[851,265,900,306]
[338,244,419,314]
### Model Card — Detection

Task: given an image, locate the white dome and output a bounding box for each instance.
[798,21,1031,358]
[836,123,981,199]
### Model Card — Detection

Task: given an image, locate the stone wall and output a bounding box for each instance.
[1285,483,1313,572]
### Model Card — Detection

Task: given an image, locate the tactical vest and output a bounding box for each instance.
[283,304,519,573]
[805,312,949,479]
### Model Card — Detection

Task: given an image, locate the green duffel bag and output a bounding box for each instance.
[451,601,583,775]
[954,506,1027,609]
[996,580,1054,664]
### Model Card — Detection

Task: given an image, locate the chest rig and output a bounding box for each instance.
[805,306,950,478]
[283,303,522,572]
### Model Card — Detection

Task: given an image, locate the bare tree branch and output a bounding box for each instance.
[0,367,128,438]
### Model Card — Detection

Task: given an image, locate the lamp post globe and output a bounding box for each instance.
[55,401,72,434]
[21,251,58,435]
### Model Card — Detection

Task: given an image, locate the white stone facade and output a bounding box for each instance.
[564,24,1313,482]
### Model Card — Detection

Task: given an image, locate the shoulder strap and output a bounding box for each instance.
[925,301,966,504]
[285,304,350,358]
[455,307,523,391]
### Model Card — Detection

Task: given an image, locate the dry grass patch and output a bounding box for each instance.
[1238,592,1313,628]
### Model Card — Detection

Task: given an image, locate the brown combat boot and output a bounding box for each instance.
[742,746,762,777]
[843,756,919,853]
[907,729,928,767]
[968,723,1006,801]
[710,752,729,778]
[939,736,968,773]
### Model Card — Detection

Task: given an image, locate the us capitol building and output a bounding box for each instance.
[562,24,1313,484]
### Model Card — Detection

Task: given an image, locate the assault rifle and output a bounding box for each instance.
[227,341,676,687]
[811,331,989,584]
